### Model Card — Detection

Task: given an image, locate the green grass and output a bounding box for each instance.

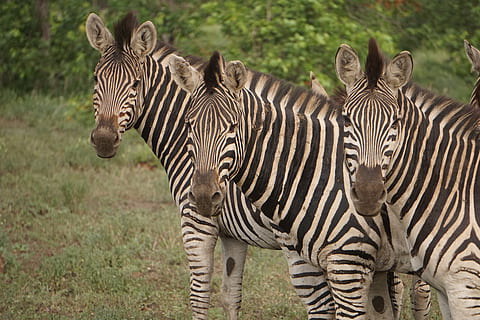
[0,91,442,319]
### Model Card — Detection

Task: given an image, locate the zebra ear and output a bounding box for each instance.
[465,40,480,74]
[335,44,362,89]
[224,60,247,95]
[86,13,114,53]
[131,21,157,57]
[310,71,328,97]
[168,55,202,93]
[385,51,412,91]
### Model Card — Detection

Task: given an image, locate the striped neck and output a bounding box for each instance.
[386,83,480,228]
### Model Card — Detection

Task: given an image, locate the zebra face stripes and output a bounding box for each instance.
[172,52,248,217]
[86,13,156,158]
[335,39,412,216]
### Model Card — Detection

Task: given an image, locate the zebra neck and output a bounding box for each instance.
[470,77,480,108]
[385,85,480,232]
[134,52,190,171]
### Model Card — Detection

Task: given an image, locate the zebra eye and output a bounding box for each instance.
[185,119,194,130]
[93,75,98,83]
[343,115,352,127]
[228,122,238,133]
[132,79,140,89]
[391,117,400,130]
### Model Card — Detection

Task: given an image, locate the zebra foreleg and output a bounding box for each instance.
[219,237,248,320]
[387,272,404,319]
[367,271,397,319]
[410,275,431,320]
[326,259,376,320]
[436,291,453,320]
[282,248,335,320]
[181,213,219,320]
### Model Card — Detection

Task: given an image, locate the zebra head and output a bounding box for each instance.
[335,38,413,216]
[86,12,157,158]
[169,51,247,217]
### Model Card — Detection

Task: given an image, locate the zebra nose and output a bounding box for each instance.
[211,191,223,206]
[190,170,225,217]
[350,165,386,216]
[90,127,120,158]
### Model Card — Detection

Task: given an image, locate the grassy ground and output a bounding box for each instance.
[0,91,442,319]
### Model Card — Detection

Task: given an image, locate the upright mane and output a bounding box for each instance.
[113,12,138,51]
[110,12,189,64]
[365,38,384,89]
[204,51,223,90]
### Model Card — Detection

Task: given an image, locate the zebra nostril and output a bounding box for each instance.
[113,133,120,145]
[380,189,387,201]
[211,191,223,205]
[188,191,196,203]
[351,186,359,201]
[89,131,96,146]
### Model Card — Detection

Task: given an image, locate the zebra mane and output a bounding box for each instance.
[204,51,223,90]
[365,38,385,89]
[113,12,138,52]
[111,12,178,62]
[471,78,480,109]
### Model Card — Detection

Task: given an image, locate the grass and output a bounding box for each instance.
[0,91,442,319]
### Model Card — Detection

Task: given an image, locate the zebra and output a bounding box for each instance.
[309,70,431,320]
[465,40,480,108]
[85,12,400,319]
[335,38,480,319]
[167,49,416,319]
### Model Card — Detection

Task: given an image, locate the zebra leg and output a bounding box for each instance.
[282,248,335,319]
[181,213,219,320]
[436,291,453,320]
[367,271,396,319]
[219,237,248,320]
[326,260,377,320]
[387,272,404,320]
[410,275,431,320]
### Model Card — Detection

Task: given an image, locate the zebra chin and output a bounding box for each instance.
[351,199,384,217]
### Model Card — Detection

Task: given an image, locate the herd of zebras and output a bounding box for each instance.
[85,11,480,320]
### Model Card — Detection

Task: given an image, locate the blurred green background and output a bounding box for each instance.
[2,0,480,100]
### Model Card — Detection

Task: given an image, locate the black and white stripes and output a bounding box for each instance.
[171,51,400,319]
[336,38,480,319]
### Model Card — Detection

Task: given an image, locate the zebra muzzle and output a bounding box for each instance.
[350,165,387,216]
[189,170,225,217]
[90,126,121,158]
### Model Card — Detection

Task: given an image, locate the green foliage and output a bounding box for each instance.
[201,0,396,90]
[1,0,479,98]
[0,0,204,95]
